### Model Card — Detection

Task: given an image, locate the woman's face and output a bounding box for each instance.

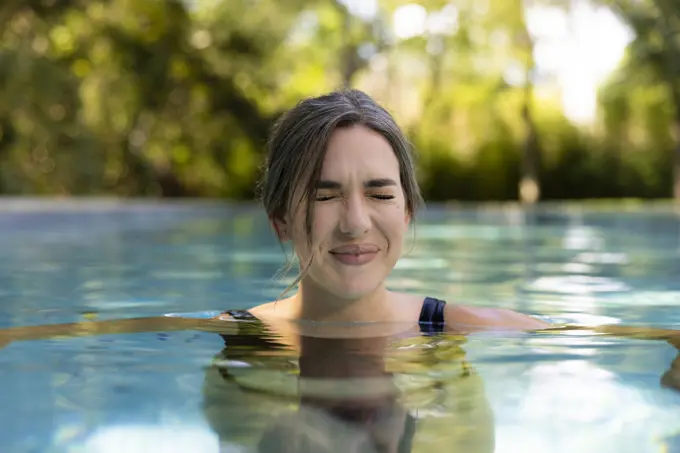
[280,125,411,300]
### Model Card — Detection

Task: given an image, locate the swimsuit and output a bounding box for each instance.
[417,297,447,334]
[221,296,447,334]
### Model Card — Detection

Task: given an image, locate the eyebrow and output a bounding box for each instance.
[315,178,398,189]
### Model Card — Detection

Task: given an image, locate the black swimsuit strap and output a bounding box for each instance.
[418,297,447,334]
[222,309,257,321]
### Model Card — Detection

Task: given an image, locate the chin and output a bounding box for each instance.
[304,260,392,300]
[327,277,385,301]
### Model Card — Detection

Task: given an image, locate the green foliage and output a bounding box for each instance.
[0,0,676,200]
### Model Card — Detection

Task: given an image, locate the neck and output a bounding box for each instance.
[290,281,394,323]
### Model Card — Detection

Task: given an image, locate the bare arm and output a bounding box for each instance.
[445,304,554,332]
[445,304,680,343]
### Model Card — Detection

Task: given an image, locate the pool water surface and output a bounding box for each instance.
[1,200,680,453]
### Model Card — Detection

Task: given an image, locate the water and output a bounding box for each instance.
[1,199,680,453]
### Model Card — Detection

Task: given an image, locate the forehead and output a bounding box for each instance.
[321,125,400,180]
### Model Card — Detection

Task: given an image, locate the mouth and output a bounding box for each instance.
[328,244,380,266]
[329,244,381,256]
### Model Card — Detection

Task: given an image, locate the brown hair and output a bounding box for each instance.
[259,89,423,290]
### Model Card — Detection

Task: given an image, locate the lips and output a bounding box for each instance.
[329,244,380,255]
[329,243,380,266]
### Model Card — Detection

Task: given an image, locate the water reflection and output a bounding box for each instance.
[203,318,494,453]
[3,311,680,452]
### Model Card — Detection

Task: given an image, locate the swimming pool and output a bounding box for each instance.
[1,199,680,453]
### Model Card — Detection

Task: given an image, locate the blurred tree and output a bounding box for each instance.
[514,0,542,204]
[0,0,305,197]
[599,0,680,200]
[0,0,677,202]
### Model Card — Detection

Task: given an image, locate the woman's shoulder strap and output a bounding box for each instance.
[418,297,447,334]
[221,309,258,321]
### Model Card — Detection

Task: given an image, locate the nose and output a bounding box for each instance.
[339,194,371,237]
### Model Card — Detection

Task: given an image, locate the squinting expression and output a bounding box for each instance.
[284,125,411,300]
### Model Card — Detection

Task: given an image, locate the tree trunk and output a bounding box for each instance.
[0,119,16,194]
[520,97,541,204]
[518,8,540,205]
[338,4,362,89]
[423,39,443,108]
[673,120,680,201]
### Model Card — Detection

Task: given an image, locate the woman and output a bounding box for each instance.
[218,88,549,337]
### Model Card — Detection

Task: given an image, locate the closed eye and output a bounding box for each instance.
[315,194,395,202]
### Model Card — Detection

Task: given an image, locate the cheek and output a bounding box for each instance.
[290,206,333,255]
[290,226,311,259]
[383,206,409,241]
[309,205,336,240]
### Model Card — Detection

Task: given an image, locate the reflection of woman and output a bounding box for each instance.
[202,313,494,453]
[661,340,680,391]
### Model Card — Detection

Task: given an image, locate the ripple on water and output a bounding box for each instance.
[520,275,631,295]
[394,257,450,270]
[602,290,680,307]
[151,271,223,280]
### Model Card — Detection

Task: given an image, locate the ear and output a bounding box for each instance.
[271,217,291,242]
[404,211,412,228]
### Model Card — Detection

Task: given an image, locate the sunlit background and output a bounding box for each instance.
[1,0,678,202]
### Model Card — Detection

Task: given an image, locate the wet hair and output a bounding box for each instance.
[259,89,424,290]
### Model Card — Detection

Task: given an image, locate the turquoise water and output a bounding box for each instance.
[1,200,680,452]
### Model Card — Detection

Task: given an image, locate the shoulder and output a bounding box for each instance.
[212,298,291,321]
[249,299,293,319]
[219,299,296,322]
[444,303,550,331]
